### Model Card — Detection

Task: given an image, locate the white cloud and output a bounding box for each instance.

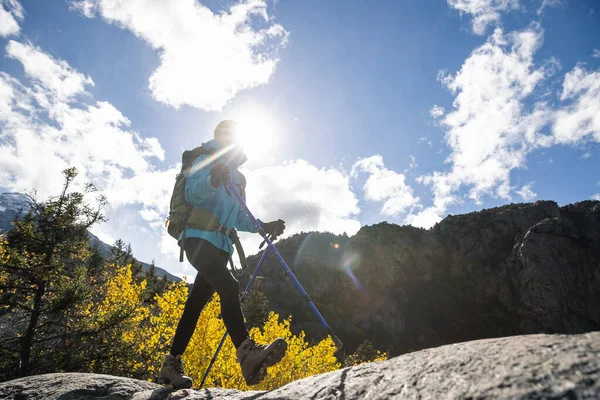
[137,135,165,161]
[447,0,519,35]
[0,0,23,37]
[71,0,288,111]
[229,160,363,261]
[593,49,600,59]
[516,182,536,201]
[352,155,420,217]
[592,194,600,201]
[419,136,433,147]
[0,39,189,276]
[0,40,168,213]
[408,155,418,170]
[553,66,600,144]
[245,160,361,236]
[139,207,163,222]
[404,206,444,229]
[420,25,600,225]
[69,0,95,18]
[430,105,446,118]
[423,27,551,213]
[6,40,94,101]
[537,0,564,15]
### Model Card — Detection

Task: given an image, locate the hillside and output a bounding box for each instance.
[236,200,600,356]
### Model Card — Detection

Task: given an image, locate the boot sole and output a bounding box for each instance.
[247,339,288,386]
[264,338,288,367]
[157,376,193,389]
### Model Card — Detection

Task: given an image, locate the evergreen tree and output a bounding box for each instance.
[343,339,386,367]
[242,278,270,329]
[87,242,105,278]
[108,239,143,280]
[0,167,106,379]
[143,260,169,303]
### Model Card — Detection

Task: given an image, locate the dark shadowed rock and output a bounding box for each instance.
[1,332,598,399]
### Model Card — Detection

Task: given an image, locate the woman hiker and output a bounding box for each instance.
[158,120,287,389]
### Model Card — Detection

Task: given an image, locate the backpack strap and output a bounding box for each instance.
[178,150,248,268]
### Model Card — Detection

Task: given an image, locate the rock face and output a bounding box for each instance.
[1,332,598,399]
[236,201,600,356]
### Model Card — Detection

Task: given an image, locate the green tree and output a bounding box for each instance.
[143,260,170,304]
[71,263,149,377]
[242,278,270,329]
[108,239,143,279]
[343,340,387,367]
[87,241,105,279]
[0,167,106,379]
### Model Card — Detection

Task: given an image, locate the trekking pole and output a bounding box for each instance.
[225,182,344,350]
[199,245,271,389]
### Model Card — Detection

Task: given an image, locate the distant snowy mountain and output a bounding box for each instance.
[0,193,32,232]
[0,192,180,282]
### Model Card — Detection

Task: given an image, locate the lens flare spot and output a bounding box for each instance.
[341,250,362,290]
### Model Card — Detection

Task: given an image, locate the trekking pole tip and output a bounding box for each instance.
[327,328,343,350]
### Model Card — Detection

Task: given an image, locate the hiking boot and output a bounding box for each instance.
[236,338,287,386]
[158,354,193,389]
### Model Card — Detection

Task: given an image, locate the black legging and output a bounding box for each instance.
[170,238,249,356]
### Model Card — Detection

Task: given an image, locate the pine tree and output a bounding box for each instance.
[0,167,106,379]
[143,260,169,304]
[242,278,270,329]
[343,339,387,367]
[87,242,105,279]
[108,239,143,280]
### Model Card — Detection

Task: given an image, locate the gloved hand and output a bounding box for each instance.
[261,219,285,237]
[210,163,230,188]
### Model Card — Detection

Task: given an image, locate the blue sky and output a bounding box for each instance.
[0,0,599,278]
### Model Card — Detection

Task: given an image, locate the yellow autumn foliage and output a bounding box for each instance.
[142,280,340,390]
[74,264,385,390]
[0,237,8,290]
[71,264,149,374]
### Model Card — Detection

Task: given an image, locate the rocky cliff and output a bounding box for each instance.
[1,332,598,399]
[236,200,600,356]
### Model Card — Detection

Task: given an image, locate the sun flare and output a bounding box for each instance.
[233,108,279,159]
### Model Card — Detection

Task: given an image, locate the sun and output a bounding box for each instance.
[233,108,279,159]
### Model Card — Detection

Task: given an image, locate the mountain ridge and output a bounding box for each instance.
[236,199,600,356]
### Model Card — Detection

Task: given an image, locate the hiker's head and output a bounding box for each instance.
[214,119,248,166]
[214,120,240,148]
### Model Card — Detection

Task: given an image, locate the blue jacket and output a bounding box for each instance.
[179,139,260,255]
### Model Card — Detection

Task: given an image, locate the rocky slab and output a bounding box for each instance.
[1,332,598,399]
